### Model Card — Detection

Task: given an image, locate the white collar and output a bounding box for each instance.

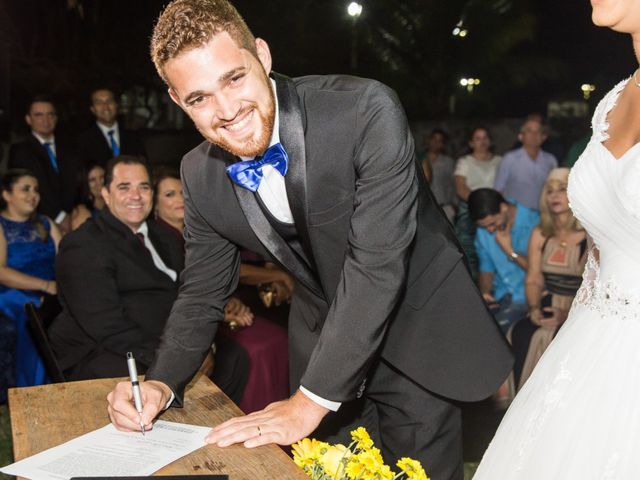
[135,221,149,236]
[32,132,54,145]
[97,121,119,136]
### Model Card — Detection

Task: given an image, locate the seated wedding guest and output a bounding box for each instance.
[153,167,255,324]
[153,168,290,413]
[510,168,586,390]
[0,169,61,387]
[420,129,456,221]
[49,156,248,403]
[469,188,539,333]
[454,126,503,278]
[77,88,145,169]
[70,164,106,230]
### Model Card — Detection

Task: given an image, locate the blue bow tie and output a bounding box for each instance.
[226,143,289,192]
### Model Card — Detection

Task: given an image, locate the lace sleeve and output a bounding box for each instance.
[574,234,600,305]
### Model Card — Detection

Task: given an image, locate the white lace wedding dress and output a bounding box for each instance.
[474,78,640,479]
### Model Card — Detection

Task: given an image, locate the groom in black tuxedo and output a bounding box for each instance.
[107,1,512,478]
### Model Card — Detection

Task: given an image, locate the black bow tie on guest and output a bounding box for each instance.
[225,143,289,192]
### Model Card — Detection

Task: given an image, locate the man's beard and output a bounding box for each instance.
[198,75,276,158]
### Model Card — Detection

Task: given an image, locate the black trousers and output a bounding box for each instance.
[289,295,464,480]
[309,359,463,480]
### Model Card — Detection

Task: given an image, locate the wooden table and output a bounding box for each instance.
[8,374,307,479]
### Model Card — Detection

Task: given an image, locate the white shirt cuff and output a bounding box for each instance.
[299,386,341,412]
[164,391,175,410]
[54,211,67,223]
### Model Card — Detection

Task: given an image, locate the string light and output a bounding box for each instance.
[460,78,480,92]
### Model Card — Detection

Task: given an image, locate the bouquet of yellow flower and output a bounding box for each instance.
[292,427,429,480]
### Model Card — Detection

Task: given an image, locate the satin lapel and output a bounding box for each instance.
[273,74,319,274]
[222,147,323,298]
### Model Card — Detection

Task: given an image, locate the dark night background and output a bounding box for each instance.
[0,0,636,142]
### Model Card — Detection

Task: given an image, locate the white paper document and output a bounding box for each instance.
[0,420,211,480]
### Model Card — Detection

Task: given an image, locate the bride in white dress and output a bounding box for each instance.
[474,1,640,478]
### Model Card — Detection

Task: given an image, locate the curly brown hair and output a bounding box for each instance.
[150,0,257,84]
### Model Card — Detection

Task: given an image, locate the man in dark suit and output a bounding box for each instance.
[49,155,248,402]
[107,2,512,478]
[9,96,78,231]
[76,88,145,169]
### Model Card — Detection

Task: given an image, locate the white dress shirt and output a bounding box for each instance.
[238,83,293,224]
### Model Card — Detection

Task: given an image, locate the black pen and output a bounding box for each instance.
[126,352,145,435]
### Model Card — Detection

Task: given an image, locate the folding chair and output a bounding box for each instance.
[24,302,66,383]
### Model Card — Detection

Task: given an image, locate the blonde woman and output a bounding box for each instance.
[510,168,586,391]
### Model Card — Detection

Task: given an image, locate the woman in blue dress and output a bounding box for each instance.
[0,169,61,389]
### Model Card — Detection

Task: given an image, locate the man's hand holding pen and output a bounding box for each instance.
[126,352,146,435]
[107,378,173,433]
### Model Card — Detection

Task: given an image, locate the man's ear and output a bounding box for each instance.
[25,114,32,128]
[255,38,272,73]
[101,186,111,207]
[168,87,182,107]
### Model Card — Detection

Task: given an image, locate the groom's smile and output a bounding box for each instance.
[165,32,276,158]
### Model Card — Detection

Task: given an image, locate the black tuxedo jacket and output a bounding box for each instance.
[77,123,145,168]
[49,209,184,372]
[9,134,78,218]
[146,74,512,404]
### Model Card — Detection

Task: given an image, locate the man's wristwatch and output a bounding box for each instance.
[509,251,519,262]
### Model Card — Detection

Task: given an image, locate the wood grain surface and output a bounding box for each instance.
[8,374,307,479]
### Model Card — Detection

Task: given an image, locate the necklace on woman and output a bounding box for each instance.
[556,234,568,248]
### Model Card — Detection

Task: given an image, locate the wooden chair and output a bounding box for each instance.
[24,302,66,383]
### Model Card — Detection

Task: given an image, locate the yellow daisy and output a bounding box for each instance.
[396,457,429,480]
[291,437,325,469]
[350,427,374,451]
